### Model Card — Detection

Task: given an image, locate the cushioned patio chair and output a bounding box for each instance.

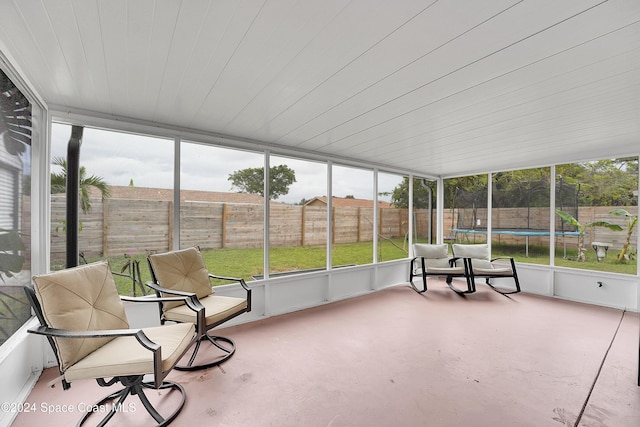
[25,261,197,426]
[409,243,468,293]
[451,243,521,295]
[147,246,251,371]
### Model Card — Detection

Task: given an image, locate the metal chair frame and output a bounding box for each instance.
[147,250,252,371]
[24,284,198,426]
[408,256,470,293]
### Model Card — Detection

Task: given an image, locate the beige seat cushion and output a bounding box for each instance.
[148,247,213,311]
[164,295,248,325]
[65,322,195,381]
[32,261,129,372]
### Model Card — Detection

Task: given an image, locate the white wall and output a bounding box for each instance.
[0,320,46,427]
[515,263,638,311]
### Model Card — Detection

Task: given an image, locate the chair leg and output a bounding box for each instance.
[79,376,185,426]
[175,333,236,371]
[485,278,521,295]
[409,271,428,293]
[511,261,522,293]
[408,259,427,293]
[408,279,427,293]
[138,381,186,425]
[447,278,476,295]
[485,259,521,295]
[447,259,476,295]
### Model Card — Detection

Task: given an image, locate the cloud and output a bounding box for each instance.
[51,123,405,204]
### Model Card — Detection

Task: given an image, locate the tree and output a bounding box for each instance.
[228,165,296,200]
[390,177,435,208]
[557,159,638,206]
[443,175,488,209]
[493,168,551,208]
[555,210,622,262]
[609,209,637,263]
[0,69,30,157]
[434,161,637,210]
[51,157,111,214]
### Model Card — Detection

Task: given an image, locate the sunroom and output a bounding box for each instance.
[1,1,639,426]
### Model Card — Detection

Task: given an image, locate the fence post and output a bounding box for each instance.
[222,203,227,249]
[168,201,173,250]
[103,198,109,257]
[332,206,336,244]
[301,205,306,246]
[357,207,361,242]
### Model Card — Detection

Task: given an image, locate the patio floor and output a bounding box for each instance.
[12,280,640,427]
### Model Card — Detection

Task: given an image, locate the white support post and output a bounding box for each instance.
[172,137,180,250]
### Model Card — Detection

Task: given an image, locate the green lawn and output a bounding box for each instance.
[492,243,636,275]
[92,239,409,295]
[79,239,635,296]
[0,286,31,346]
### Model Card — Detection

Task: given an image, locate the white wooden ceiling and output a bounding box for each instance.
[1,0,639,177]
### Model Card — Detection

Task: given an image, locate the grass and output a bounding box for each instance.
[492,243,637,275]
[83,239,410,295]
[74,239,635,296]
[0,287,31,346]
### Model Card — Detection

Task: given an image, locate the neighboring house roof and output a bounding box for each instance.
[305,196,393,208]
[90,187,391,207]
[91,186,266,204]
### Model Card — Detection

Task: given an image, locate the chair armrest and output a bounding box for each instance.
[208,274,252,312]
[208,274,250,291]
[449,256,463,267]
[126,289,206,328]
[141,283,209,334]
[120,294,198,303]
[28,325,178,387]
[491,256,515,262]
[208,273,242,282]
[491,257,517,271]
[491,257,517,274]
[121,295,193,303]
[145,281,196,297]
[121,293,204,314]
[28,325,158,350]
[147,275,251,315]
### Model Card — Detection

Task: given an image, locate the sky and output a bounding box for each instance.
[51,123,404,204]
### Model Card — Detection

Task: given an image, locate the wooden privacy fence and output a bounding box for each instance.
[50,194,637,261]
[446,206,638,249]
[50,196,412,260]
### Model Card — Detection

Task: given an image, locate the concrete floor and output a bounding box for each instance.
[12,280,640,426]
